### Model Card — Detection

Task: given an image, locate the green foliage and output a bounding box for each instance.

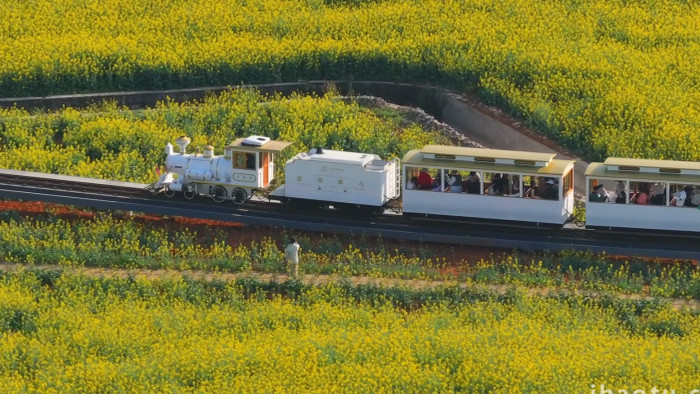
[0,90,440,182]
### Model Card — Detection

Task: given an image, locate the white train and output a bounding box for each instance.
[153,135,700,234]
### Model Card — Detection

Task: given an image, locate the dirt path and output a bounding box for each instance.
[2,262,698,310]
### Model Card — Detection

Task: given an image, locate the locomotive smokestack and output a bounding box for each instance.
[175,136,191,154]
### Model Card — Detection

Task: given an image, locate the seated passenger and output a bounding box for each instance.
[487,174,502,195]
[523,179,537,198]
[417,168,433,189]
[650,183,665,205]
[615,180,627,204]
[447,170,462,193]
[510,176,520,195]
[631,183,650,205]
[465,171,481,194]
[406,176,418,190]
[683,185,695,207]
[589,184,608,202]
[544,178,559,200]
[432,170,446,190]
[691,189,700,206]
[669,185,686,207]
[499,174,512,195]
[525,177,548,199]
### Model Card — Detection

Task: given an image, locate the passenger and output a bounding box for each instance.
[488,173,502,195]
[465,171,481,194]
[545,178,559,200]
[691,189,700,206]
[669,185,687,207]
[499,174,512,195]
[510,176,520,195]
[447,170,462,193]
[525,177,548,199]
[417,168,433,189]
[432,170,446,190]
[523,178,537,198]
[589,184,608,202]
[683,185,695,207]
[406,176,418,190]
[650,183,665,205]
[631,183,650,205]
[615,180,627,204]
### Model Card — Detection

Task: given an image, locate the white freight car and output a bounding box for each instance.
[269,147,400,213]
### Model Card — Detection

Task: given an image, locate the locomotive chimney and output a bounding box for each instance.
[175,136,191,154]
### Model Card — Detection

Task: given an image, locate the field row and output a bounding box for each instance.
[1,270,699,392]
[1,207,699,299]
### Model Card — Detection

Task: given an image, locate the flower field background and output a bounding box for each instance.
[1,0,699,162]
[2,1,700,389]
[0,270,699,392]
[0,89,443,182]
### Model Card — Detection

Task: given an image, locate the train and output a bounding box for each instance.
[152,135,700,234]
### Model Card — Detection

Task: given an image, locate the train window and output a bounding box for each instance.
[563,170,573,195]
[338,179,343,185]
[627,181,660,205]
[669,183,699,207]
[233,153,247,168]
[523,176,559,200]
[233,152,257,169]
[246,153,256,169]
[484,172,518,196]
[463,170,482,194]
[406,167,445,191]
[297,175,302,182]
[588,179,620,203]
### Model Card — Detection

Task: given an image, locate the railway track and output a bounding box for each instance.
[1,168,699,260]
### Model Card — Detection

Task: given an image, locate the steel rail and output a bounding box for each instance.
[1,179,699,260]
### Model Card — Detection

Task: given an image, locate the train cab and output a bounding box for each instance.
[401,145,575,226]
[585,158,700,233]
[225,136,294,189]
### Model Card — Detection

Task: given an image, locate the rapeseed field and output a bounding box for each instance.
[1,0,698,161]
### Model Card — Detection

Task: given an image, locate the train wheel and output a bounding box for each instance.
[211,185,227,203]
[232,187,247,205]
[163,187,175,198]
[183,189,197,200]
